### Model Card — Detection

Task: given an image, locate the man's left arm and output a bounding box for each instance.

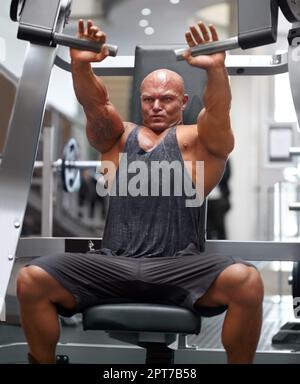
[197,65,234,159]
[184,22,234,160]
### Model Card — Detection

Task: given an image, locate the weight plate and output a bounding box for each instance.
[62,138,81,193]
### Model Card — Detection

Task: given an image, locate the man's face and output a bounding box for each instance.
[140,74,188,132]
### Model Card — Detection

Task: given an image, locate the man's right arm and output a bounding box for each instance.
[71,61,124,153]
[71,20,125,153]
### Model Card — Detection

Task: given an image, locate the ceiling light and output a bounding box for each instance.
[139,19,149,27]
[144,27,155,35]
[141,8,151,16]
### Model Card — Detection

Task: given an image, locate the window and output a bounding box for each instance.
[274,73,297,123]
[269,124,293,162]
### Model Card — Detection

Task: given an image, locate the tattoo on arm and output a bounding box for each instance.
[91,116,114,141]
[86,104,122,151]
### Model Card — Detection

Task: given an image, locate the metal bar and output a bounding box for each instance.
[54,52,288,77]
[64,160,101,169]
[0,45,57,320]
[54,54,135,76]
[226,52,288,76]
[15,237,300,262]
[41,126,54,237]
[175,37,240,61]
[205,240,300,262]
[290,147,300,156]
[0,159,101,170]
[278,182,283,300]
[16,237,66,257]
[289,203,300,211]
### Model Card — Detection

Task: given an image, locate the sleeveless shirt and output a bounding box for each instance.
[101,126,203,258]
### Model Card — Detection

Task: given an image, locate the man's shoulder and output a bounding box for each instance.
[101,122,136,162]
[176,123,198,142]
[176,124,218,161]
[124,122,137,130]
[177,123,197,130]
[122,121,137,139]
[114,122,136,151]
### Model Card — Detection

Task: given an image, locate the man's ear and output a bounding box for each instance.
[182,94,189,110]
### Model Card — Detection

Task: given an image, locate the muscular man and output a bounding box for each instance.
[17,20,263,364]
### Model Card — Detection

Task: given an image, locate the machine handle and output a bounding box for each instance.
[54,33,118,57]
[175,36,239,61]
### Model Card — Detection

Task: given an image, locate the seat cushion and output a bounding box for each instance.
[83,303,201,334]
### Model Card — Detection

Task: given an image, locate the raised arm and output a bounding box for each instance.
[183,22,234,160]
[70,20,125,153]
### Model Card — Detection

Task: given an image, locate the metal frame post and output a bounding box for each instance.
[42,125,54,237]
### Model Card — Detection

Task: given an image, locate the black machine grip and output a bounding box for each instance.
[54,33,118,57]
[10,0,25,21]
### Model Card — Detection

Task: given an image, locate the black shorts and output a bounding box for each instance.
[28,243,252,317]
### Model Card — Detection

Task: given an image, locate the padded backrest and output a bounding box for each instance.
[129,45,207,251]
[130,45,207,124]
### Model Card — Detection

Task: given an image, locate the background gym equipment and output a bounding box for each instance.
[1,0,300,363]
[0,139,101,194]
[61,138,81,193]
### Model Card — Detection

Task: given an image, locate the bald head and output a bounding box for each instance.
[140,69,189,132]
[140,69,185,95]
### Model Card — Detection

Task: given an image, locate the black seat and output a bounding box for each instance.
[83,303,201,364]
[83,45,207,364]
[83,303,201,334]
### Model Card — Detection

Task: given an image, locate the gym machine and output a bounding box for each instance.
[0,0,119,322]
[9,0,118,55]
[1,0,300,363]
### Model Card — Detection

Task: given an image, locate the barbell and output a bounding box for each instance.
[0,138,101,193]
[50,138,101,193]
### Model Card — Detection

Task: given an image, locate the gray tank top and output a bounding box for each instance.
[101,126,203,258]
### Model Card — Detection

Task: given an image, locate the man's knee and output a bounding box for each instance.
[17,266,51,302]
[223,264,264,307]
[17,265,76,310]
